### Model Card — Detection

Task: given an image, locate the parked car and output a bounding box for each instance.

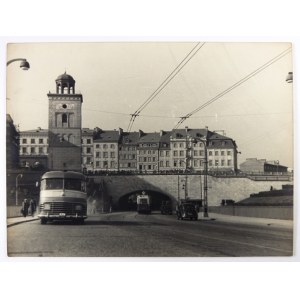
[160,200,172,215]
[176,203,198,221]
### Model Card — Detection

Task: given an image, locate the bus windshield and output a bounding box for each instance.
[65,178,85,191]
[41,178,63,190]
[41,178,86,191]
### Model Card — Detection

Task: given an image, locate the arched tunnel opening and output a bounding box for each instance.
[118,190,173,211]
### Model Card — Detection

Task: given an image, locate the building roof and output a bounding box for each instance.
[94,130,120,143]
[121,132,141,145]
[138,132,161,144]
[82,128,94,136]
[56,72,75,83]
[19,128,48,135]
[170,128,208,140]
[159,131,173,143]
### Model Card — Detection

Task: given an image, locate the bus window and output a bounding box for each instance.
[64,178,82,191]
[41,178,63,190]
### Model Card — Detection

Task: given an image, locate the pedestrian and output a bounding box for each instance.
[91,199,97,214]
[21,198,29,217]
[29,198,37,217]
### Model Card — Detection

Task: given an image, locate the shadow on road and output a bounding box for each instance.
[44,220,168,226]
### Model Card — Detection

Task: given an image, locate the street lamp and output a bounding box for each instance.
[286,72,293,83]
[193,137,209,218]
[7,58,30,70]
[276,160,279,175]
[16,174,23,206]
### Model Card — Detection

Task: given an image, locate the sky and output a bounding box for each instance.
[5,41,293,168]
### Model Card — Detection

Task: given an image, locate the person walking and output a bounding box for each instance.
[21,198,29,217]
[29,198,37,217]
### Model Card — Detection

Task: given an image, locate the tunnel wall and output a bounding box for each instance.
[89,174,291,208]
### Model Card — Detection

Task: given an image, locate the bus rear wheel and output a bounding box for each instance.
[40,218,47,224]
[73,219,84,225]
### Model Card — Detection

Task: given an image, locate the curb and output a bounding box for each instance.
[7,217,39,228]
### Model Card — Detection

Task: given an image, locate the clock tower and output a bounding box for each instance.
[48,72,82,171]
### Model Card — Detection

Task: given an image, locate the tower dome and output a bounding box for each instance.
[55,72,76,94]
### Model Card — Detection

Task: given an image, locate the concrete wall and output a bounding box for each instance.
[7,205,23,218]
[209,205,293,220]
[90,174,290,207]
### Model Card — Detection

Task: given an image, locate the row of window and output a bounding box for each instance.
[95,152,116,159]
[83,157,232,168]
[84,149,232,157]
[21,147,48,155]
[21,138,48,144]
[139,157,157,162]
[95,160,117,168]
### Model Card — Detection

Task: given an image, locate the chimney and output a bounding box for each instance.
[139,130,144,138]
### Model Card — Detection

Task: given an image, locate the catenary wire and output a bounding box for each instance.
[127,42,206,132]
[173,46,292,129]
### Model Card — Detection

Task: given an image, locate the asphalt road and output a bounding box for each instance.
[7,211,293,257]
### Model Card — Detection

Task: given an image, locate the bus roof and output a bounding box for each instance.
[41,171,86,180]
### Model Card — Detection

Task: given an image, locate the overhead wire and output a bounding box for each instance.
[173,46,292,129]
[127,42,206,132]
[84,108,291,119]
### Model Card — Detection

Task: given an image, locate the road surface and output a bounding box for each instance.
[7,211,293,257]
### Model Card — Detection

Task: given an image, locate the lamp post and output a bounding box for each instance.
[7,58,30,70]
[286,72,293,83]
[16,174,23,206]
[276,160,279,175]
[193,137,209,218]
[203,141,209,217]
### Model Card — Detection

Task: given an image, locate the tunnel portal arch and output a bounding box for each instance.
[118,190,174,211]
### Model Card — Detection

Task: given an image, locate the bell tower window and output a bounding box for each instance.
[62,113,68,127]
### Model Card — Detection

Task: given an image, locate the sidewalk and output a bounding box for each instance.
[7,216,39,227]
[197,212,293,229]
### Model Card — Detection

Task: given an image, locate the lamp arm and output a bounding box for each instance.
[6,58,27,66]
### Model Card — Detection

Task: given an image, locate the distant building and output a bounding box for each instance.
[82,127,94,172]
[93,129,121,172]
[6,114,19,169]
[19,126,239,173]
[18,127,48,169]
[240,158,288,174]
[119,131,140,172]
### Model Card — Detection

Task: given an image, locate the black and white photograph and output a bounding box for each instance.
[5,41,294,257]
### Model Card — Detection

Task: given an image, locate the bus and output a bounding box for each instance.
[137,191,151,214]
[38,171,87,224]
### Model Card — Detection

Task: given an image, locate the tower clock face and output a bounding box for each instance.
[55,103,75,109]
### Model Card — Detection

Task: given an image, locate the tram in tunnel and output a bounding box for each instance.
[118,190,173,212]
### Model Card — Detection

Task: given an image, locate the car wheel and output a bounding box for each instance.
[40,218,47,224]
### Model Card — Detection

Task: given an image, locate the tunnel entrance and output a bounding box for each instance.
[118,190,172,211]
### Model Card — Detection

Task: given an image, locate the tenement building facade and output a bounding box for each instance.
[19,126,238,173]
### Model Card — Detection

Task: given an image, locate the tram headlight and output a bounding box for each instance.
[75,205,82,211]
[44,203,51,210]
